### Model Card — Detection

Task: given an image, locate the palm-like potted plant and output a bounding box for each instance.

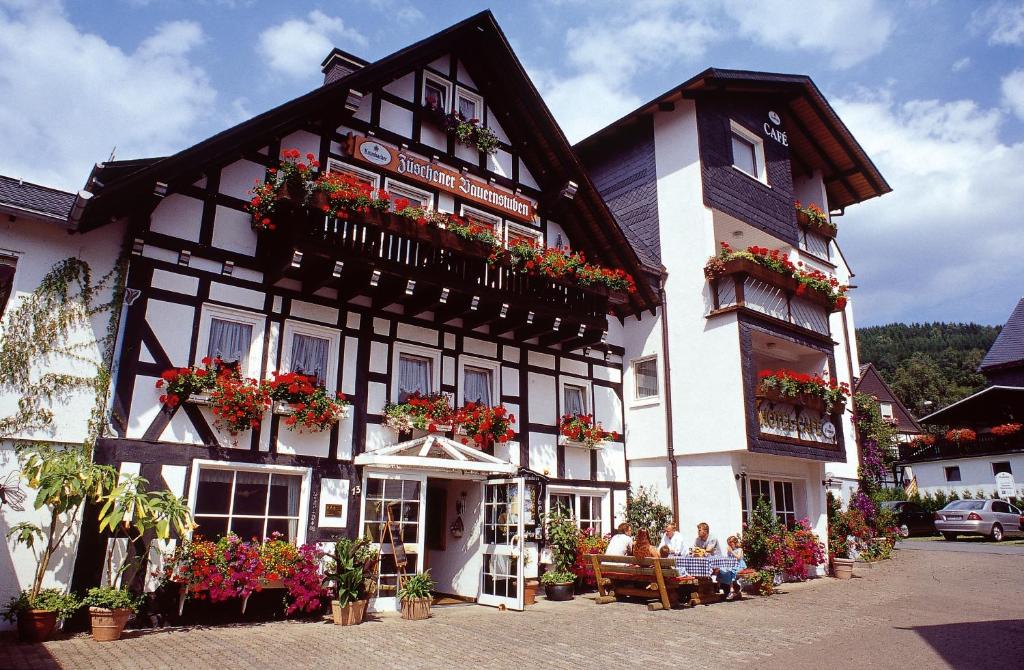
[324,537,378,625]
[539,504,580,601]
[398,571,435,620]
[3,443,116,641]
[90,472,193,641]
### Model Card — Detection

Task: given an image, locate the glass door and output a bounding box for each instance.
[479,477,525,610]
[359,471,427,612]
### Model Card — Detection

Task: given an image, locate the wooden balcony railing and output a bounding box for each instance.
[708,258,832,337]
[898,433,1024,462]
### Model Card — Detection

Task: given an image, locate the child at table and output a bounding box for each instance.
[718,535,746,600]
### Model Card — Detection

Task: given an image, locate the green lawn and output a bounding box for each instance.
[902,535,1024,547]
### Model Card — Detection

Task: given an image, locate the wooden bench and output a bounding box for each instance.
[590,554,700,610]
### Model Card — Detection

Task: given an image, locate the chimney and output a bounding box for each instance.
[321,48,368,85]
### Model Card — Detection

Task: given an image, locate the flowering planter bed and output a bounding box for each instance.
[717,257,835,311]
[796,209,837,240]
[756,388,831,415]
[175,578,286,616]
[557,435,603,450]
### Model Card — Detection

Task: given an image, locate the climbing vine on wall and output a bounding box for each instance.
[0,255,127,448]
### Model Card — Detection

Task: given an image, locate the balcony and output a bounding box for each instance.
[708,257,832,338]
[257,208,618,349]
[898,433,1024,463]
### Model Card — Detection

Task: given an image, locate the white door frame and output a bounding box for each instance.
[478,477,525,610]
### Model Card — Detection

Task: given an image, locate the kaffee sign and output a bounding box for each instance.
[757,402,837,446]
[346,133,535,221]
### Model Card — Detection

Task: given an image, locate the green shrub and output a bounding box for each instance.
[82,587,140,612]
[3,589,80,622]
[398,572,435,601]
[621,486,673,541]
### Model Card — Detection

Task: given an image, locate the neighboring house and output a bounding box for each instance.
[855,362,922,485]
[65,12,655,613]
[576,69,888,546]
[900,298,1024,498]
[0,175,125,630]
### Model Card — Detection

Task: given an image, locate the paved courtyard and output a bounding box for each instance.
[3,547,1022,670]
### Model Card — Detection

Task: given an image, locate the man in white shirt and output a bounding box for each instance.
[693,522,721,556]
[658,523,685,556]
[605,523,633,556]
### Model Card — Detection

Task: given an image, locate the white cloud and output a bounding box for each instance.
[0,1,215,190]
[952,57,971,72]
[531,6,720,141]
[834,90,1024,324]
[719,0,894,68]
[972,1,1024,45]
[1001,68,1024,119]
[257,10,367,79]
[366,0,424,25]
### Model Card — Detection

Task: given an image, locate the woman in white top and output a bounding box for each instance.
[605,523,633,556]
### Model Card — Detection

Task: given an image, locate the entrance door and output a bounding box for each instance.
[479,477,525,610]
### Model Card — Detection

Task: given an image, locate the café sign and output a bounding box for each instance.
[764,110,788,146]
[347,133,535,221]
[758,401,837,446]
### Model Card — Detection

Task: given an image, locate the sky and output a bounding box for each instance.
[1,0,1022,327]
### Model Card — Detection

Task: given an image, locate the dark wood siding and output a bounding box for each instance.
[697,94,798,246]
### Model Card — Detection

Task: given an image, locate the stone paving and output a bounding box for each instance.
[3,549,1022,670]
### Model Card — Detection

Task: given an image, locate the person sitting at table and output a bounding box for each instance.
[605,522,633,556]
[632,529,660,560]
[658,523,685,556]
[692,522,721,556]
[718,535,747,600]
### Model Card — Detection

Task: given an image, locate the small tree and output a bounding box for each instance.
[622,485,673,539]
[6,443,116,600]
[540,504,579,583]
[95,472,194,592]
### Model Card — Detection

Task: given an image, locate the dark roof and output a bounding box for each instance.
[0,174,75,221]
[919,386,1024,426]
[76,10,659,315]
[855,362,921,434]
[577,68,890,212]
[979,298,1024,372]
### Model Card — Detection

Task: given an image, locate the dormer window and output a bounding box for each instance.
[730,120,767,184]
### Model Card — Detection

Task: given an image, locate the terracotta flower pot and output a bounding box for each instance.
[17,609,58,643]
[331,599,366,626]
[524,579,539,606]
[89,607,133,642]
[400,597,431,620]
[833,557,855,580]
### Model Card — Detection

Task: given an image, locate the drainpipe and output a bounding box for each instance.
[658,271,680,523]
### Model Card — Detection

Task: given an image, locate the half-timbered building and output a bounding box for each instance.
[67,12,659,612]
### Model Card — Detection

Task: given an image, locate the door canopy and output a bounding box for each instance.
[354,435,517,476]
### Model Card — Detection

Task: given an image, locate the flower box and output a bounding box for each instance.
[186,392,214,407]
[756,386,846,415]
[796,209,837,240]
[361,209,497,259]
[273,400,351,420]
[718,257,835,311]
[558,435,602,450]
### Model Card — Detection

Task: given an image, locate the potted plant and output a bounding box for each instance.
[540,504,579,601]
[89,472,193,641]
[398,571,435,620]
[3,443,116,641]
[324,537,378,626]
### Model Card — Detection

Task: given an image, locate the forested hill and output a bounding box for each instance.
[856,323,1002,416]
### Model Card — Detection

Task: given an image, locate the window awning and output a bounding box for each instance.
[354,434,518,475]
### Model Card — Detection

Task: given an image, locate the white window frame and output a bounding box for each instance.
[196,303,266,378]
[457,354,501,407]
[630,355,660,406]
[186,459,312,545]
[730,120,767,185]
[504,221,542,249]
[422,73,451,111]
[558,376,592,417]
[879,402,894,420]
[327,158,380,192]
[455,85,484,122]
[383,177,433,212]
[280,319,342,393]
[743,475,802,526]
[391,341,442,403]
[545,486,608,535]
[459,204,502,237]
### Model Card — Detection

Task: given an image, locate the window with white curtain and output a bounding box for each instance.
[563,383,587,416]
[192,466,303,542]
[463,365,493,406]
[208,318,252,368]
[398,353,432,401]
[633,356,659,400]
[290,333,329,387]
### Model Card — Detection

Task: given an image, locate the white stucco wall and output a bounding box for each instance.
[908,456,1024,498]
